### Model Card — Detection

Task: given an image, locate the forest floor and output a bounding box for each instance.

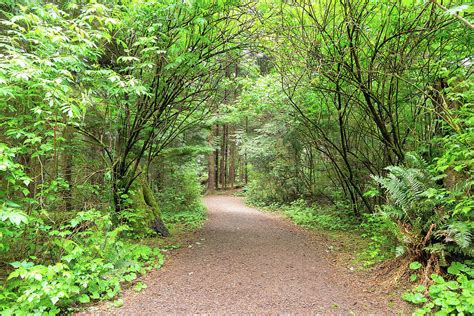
[84,194,409,315]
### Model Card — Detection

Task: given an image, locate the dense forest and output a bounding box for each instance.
[0,0,472,314]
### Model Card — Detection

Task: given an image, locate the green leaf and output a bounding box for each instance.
[410,261,422,270]
[445,281,459,290]
[78,294,90,303]
[402,291,427,304]
[431,274,445,284]
[133,282,147,292]
[112,299,124,308]
[448,262,466,276]
[123,273,137,282]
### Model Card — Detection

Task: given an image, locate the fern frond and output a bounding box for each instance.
[405,152,429,170]
[375,166,430,213]
[436,221,473,249]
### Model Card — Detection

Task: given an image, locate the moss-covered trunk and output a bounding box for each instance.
[140,175,169,236]
[118,166,169,237]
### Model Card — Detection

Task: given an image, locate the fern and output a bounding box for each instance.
[372,157,472,263]
[405,152,429,170]
[436,222,473,250]
[373,165,431,219]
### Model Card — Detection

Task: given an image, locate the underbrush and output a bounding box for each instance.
[246,189,358,232]
[156,162,206,234]
[364,151,473,314]
[403,260,474,315]
[157,162,207,232]
[156,163,203,213]
[274,199,356,231]
[0,210,163,315]
[162,205,206,232]
[244,173,356,232]
[359,213,400,266]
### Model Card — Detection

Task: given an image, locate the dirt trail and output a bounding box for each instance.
[90,195,402,314]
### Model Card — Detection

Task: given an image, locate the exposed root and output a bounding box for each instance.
[422,253,441,287]
[370,256,412,289]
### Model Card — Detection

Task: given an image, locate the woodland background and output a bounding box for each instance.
[0,0,472,314]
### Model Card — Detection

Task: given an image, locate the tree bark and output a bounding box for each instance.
[219,124,226,189]
[229,126,236,189]
[224,124,229,188]
[207,126,216,192]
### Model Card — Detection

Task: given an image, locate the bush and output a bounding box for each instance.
[157,162,206,231]
[162,207,206,231]
[0,210,163,314]
[371,154,472,272]
[157,163,203,213]
[245,176,275,207]
[264,199,356,231]
[403,261,474,315]
[360,213,401,266]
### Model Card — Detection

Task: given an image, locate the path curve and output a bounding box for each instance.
[93,195,400,314]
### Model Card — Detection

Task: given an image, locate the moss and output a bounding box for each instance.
[141,177,160,217]
[126,168,169,237]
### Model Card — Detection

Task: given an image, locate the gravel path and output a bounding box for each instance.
[89,195,401,315]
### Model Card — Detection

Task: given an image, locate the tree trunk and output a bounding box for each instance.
[229,126,236,189]
[112,164,169,237]
[224,124,228,188]
[219,124,226,189]
[140,175,169,237]
[207,126,216,192]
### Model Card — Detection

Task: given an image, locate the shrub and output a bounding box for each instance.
[157,162,206,231]
[360,213,401,266]
[0,210,163,314]
[403,261,474,315]
[245,176,275,207]
[268,199,356,231]
[372,153,472,277]
[157,162,203,214]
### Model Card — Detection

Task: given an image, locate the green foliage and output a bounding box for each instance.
[433,77,473,176]
[257,199,356,232]
[157,163,204,214]
[162,207,206,232]
[0,0,473,313]
[245,176,277,207]
[402,290,428,305]
[282,200,355,231]
[410,261,422,270]
[0,144,30,198]
[158,162,206,231]
[403,261,474,315]
[359,213,400,266]
[0,202,29,253]
[133,282,147,292]
[239,75,340,206]
[0,210,163,314]
[0,1,214,311]
[372,153,472,264]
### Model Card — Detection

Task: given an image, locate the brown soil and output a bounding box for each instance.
[85,195,408,315]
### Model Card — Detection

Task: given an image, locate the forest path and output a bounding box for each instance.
[94,195,401,314]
